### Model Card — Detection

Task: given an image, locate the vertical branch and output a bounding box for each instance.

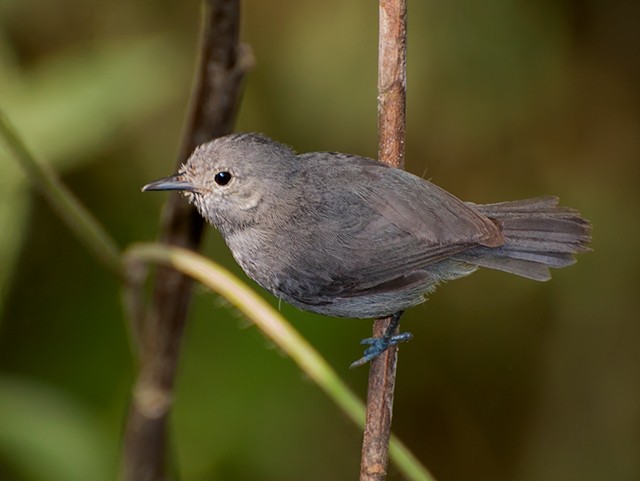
[360,0,407,481]
[121,1,252,480]
[377,0,407,170]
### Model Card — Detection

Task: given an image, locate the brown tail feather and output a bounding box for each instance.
[455,197,592,281]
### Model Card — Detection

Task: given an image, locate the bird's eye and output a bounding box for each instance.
[214,171,232,186]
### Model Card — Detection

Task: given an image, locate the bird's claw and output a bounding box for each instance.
[350,331,413,368]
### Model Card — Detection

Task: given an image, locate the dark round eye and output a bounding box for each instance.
[214,171,232,186]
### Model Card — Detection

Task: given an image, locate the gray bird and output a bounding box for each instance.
[143,133,591,366]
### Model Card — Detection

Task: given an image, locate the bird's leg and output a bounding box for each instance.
[350,311,413,368]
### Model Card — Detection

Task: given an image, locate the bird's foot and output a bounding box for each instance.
[350,312,412,368]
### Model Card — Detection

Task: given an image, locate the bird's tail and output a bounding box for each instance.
[455,196,592,281]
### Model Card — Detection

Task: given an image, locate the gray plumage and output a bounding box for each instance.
[143,133,591,319]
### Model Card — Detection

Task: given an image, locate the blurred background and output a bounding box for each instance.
[0,0,638,480]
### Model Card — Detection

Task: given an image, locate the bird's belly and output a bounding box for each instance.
[223,230,471,319]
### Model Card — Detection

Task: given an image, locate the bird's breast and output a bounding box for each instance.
[223,227,292,293]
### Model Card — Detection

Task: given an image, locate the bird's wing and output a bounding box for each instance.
[361,167,503,247]
[276,154,503,303]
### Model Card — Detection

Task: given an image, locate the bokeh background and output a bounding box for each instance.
[1,0,638,480]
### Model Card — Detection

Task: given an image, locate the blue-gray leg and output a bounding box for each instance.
[350,311,413,368]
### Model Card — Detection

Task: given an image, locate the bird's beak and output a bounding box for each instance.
[142,174,196,192]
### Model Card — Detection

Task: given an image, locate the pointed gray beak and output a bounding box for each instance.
[142,174,196,192]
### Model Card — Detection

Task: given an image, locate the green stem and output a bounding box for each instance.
[124,242,436,481]
[0,108,123,277]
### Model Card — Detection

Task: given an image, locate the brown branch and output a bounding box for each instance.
[359,0,407,480]
[121,1,252,480]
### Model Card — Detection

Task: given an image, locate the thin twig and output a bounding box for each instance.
[360,0,407,480]
[120,1,252,480]
[0,109,123,278]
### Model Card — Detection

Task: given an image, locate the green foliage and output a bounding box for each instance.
[0,378,112,481]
